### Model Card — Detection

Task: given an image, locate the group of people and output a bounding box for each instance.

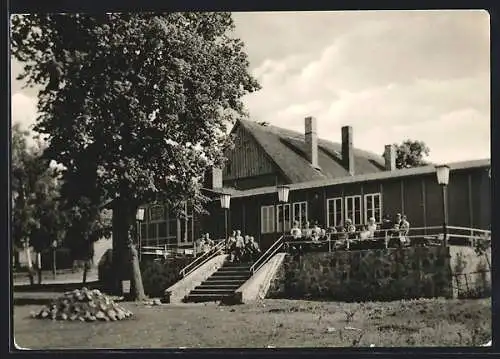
[287,212,411,249]
[195,233,216,255]
[225,230,261,263]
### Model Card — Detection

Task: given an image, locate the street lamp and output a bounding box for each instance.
[277,185,290,239]
[51,240,58,280]
[220,191,231,240]
[435,164,450,246]
[136,208,145,261]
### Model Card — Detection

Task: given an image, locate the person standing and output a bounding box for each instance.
[234,230,245,263]
[399,215,411,246]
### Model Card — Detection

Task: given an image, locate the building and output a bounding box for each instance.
[137,117,491,252]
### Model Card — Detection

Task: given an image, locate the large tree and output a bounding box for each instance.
[11,13,260,300]
[391,140,431,169]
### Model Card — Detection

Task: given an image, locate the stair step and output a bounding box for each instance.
[195,284,242,290]
[212,271,251,276]
[190,288,235,295]
[203,279,248,285]
[184,293,233,303]
[224,262,254,267]
[218,266,251,271]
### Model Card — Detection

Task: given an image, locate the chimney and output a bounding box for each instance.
[305,116,319,168]
[384,144,396,171]
[341,126,355,175]
[205,167,223,189]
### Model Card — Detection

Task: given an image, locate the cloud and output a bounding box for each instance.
[237,10,490,164]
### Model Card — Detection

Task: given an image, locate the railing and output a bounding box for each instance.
[282,225,491,253]
[178,239,226,278]
[250,235,285,274]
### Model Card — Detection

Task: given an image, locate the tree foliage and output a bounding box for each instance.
[11,124,63,252]
[11,12,260,212]
[392,140,431,169]
[11,13,260,298]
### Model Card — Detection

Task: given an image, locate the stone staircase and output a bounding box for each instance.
[183,260,253,303]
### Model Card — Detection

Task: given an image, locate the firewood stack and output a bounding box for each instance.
[31,288,133,322]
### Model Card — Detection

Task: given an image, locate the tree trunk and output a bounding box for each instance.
[24,242,34,286]
[129,242,146,301]
[36,252,42,285]
[112,198,146,301]
[82,261,88,284]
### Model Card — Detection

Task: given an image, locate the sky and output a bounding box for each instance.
[11,10,490,164]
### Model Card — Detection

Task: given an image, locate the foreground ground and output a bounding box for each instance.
[14,297,491,349]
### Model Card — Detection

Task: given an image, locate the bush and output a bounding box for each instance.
[98,251,194,298]
[140,256,193,298]
[97,249,115,294]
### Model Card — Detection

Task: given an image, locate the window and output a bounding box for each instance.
[261,205,275,233]
[327,197,343,228]
[364,193,382,223]
[293,201,308,227]
[345,195,362,225]
[276,203,292,233]
[149,205,165,222]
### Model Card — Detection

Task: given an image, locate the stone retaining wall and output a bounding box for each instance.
[267,246,455,301]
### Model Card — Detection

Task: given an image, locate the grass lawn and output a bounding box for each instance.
[13,298,491,349]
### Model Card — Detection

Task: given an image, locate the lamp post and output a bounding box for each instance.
[435,164,450,247]
[51,240,58,280]
[136,208,145,261]
[220,192,231,240]
[277,185,290,239]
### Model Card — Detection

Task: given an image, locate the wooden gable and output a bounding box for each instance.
[223,124,277,180]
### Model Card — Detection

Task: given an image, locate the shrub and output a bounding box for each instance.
[140,256,193,298]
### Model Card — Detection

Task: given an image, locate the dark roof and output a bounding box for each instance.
[236,119,385,183]
[229,158,491,199]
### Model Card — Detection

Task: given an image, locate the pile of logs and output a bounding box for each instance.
[31,288,133,322]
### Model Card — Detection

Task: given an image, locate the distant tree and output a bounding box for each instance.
[392,140,431,169]
[11,13,260,300]
[11,124,65,284]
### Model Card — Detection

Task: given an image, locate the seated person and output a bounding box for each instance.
[359,225,371,240]
[367,217,378,238]
[392,213,402,236]
[311,222,322,242]
[344,219,357,239]
[320,228,327,240]
[290,221,302,239]
[302,221,313,240]
[249,236,261,260]
[195,235,206,255]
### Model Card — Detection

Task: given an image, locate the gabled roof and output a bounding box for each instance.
[235,119,385,183]
[228,158,491,199]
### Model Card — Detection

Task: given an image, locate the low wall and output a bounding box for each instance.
[235,253,286,303]
[267,246,455,301]
[449,246,491,298]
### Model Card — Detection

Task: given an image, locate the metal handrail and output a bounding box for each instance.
[250,235,284,274]
[179,239,225,278]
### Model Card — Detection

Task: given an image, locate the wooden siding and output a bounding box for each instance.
[403,177,424,228]
[223,125,276,180]
[223,173,283,190]
[447,171,472,228]
[381,180,402,219]
[204,166,491,251]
